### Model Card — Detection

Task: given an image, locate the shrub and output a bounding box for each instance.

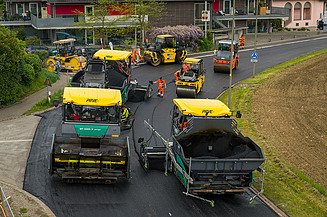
[198,32,214,52]
[148,25,204,51]
[22,64,35,85]
[34,50,49,63]
[25,53,42,77]
[25,36,41,46]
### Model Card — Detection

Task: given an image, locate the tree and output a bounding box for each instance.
[78,0,129,46]
[0,26,26,104]
[125,0,166,45]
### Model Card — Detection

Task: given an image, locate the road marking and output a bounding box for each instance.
[194,36,327,59]
[0,139,33,143]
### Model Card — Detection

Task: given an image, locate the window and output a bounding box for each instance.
[296,23,299,26]
[29,3,38,17]
[303,2,311,20]
[294,2,302,21]
[16,3,24,16]
[194,2,211,27]
[305,22,308,26]
[284,2,292,20]
[85,5,94,16]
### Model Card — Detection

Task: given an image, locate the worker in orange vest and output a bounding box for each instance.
[174,69,182,81]
[182,63,190,73]
[153,77,166,97]
[131,49,136,65]
[239,34,245,49]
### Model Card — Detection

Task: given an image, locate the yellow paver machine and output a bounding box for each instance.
[49,87,131,183]
[138,99,265,206]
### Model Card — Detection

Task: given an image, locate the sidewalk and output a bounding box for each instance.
[0,74,69,122]
[0,74,68,217]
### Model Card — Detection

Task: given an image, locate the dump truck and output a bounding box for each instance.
[144,35,187,66]
[71,49,152,103]
[213,40,239,73]
[46,38,87,73]
[49,87,131,183]
[175,58,205,98]
[139,99,265,206]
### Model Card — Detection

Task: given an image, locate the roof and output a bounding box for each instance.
[184,58,202,64]
[93,49,132,61]
[156,34,174,38]
[63,87,122,106]
[53,38,76,45]
[173,99,231,117]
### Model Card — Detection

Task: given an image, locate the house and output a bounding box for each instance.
[271,0,325,29]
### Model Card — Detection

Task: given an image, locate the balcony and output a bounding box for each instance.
[213,7,289,21]
[30,15,77,29]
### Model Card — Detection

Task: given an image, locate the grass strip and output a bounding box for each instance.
[218,49,327,217]
[25,89,63,115]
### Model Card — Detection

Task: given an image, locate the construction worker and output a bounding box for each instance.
[121,105,129,121]
[55,59,61,77]
[153,77,166,97]
[135,47,141,64]
[174,69,182,81]
[239,33,245,49]
[131,48,136,65]
[182,63,190,73]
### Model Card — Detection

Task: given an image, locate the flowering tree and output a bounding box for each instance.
[148,25,204,51]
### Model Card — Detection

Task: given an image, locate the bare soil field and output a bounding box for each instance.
[253,53,327,188]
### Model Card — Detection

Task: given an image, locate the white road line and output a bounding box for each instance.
[0,139,33,143]
[194,36,327,59]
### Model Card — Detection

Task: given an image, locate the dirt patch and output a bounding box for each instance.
[253,53,327,188]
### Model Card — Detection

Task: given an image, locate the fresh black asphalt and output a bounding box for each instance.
[24,37,327,217]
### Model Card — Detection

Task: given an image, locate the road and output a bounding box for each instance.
[24,37,327,217]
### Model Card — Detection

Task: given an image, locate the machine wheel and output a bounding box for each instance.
[69,57,80,73]
[151,56,162,67]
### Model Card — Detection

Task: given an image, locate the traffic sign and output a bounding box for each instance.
[251,51,258,63]
[251,51,258,59]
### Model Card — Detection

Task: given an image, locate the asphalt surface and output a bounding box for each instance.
[24,36,327,217]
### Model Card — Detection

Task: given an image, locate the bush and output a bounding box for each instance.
[25,53,42,77]
[34,50,49,62]
[198,32,214,52]
[22,64,35,85]
[148,25,204,51]
[25,36,41,46]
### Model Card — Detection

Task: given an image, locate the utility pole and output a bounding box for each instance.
[228,0,235,108]
[252,0,258,77]
[205,1,208,38]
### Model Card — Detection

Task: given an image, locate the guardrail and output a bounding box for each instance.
[0,186,14,217]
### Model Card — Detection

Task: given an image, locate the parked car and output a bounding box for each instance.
[25,45,49,54]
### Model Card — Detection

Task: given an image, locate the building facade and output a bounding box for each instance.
[272,0,325,28]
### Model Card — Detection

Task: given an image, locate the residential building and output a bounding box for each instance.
[272,0,325,29]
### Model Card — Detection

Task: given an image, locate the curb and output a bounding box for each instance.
[0,181,56,217]
[187,32,327,57]
[250,187,288,217]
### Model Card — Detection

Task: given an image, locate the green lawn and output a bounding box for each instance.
[218,49,327,217]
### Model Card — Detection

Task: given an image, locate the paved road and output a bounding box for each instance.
[24,36,327,217]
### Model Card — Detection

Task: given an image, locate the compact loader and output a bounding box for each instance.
[138,99,265,206]
[71,49,153,103]
[213,40,239,73]
[49,87,131,183]
[175,58,205,98]
[144,35,187,66]
[46,38,86,73]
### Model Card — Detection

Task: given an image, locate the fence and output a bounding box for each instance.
[0,186,14,217]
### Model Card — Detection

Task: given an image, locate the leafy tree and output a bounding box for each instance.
[0,26,26,105]
[125,0,166,45]
[78,0,129,46]
[25,36,41,46]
